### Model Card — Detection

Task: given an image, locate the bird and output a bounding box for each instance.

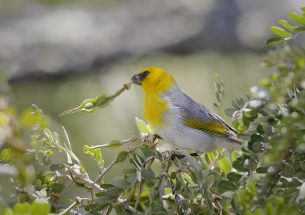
[131,67,242,154]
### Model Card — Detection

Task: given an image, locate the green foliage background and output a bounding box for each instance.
[1,8,305,215]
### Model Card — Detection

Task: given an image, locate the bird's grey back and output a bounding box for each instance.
[163,85,211,122]
[164,84,237,134]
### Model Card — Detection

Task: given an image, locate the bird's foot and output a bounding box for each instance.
[144,134,162,148]
[171,152,199,160]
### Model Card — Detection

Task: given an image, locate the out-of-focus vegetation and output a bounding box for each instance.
[267,7,305,46]
[1,8,305,215]
[0,0,302,77]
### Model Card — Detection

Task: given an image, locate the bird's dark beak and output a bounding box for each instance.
[131,71,149,85]
[131,74,142,85]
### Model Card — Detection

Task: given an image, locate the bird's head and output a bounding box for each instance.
[131,67,175,94]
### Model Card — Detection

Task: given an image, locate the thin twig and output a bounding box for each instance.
[104,205,113,215]
[56,197,90,215]
[134,181,144,211]
[118,198,143,215]
[60,82,132,116]
[57,199,78,215]
[89,135,140,149]
[67,166,103,192]
[95,159,117,183]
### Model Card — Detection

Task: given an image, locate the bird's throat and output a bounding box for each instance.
[144,93,168,128]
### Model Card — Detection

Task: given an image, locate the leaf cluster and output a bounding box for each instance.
[267,7,305,47]
[1,8,305,215]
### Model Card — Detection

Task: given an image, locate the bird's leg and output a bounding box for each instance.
[153,134,162,139]
[144,134,162,148]
[171,152,199,160]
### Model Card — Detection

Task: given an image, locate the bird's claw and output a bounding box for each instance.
[171,152,199,160]
[144,134,162,147]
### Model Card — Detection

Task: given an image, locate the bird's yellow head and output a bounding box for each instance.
[131,67,175,94]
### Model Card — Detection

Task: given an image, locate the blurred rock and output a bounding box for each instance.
[0,0,302,79]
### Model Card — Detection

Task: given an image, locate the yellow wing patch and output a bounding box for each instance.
[184,119,229,136]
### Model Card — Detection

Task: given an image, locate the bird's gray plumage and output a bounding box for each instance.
[165,85,236,131]
[157,84,241,152]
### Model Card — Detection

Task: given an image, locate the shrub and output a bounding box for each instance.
[1,8,305,215]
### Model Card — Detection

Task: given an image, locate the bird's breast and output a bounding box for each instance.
[144,93,169,128]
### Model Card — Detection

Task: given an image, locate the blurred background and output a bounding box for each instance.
[1,0,304,199]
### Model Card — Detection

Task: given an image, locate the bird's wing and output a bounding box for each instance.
[208,112,239,134]
[183,115,230,136]
[175,92,238,138]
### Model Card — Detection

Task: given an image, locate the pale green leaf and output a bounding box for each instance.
[288,12,305,25]
[30,203,51,215]
[266,37,285,47]
[218,157,231,174]
[278,19,295,31]
[271,26,292,38]
[135,117,154,135]
[83,145,104,168]
[217,179,238,191]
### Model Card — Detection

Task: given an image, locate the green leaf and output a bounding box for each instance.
[256,125,265,134]
[293,26,305,32]
[114,204,127,214]
[60,83,130,116]
[231,151,240,162]
[288,12,305,25]
[4,209,13,215]
[30,203,51,215]
[151,201,167,213]
[83,145,104,168]
[278,19,295,31]
[105,140,125,149]
[95,94,114,108]
[218,157,231,174]
[135,117,154,135]
[13,202,31,214]
[217,179,238,191]
[51,183,65,193]
[131,154,144,170]
[250,134,263,142]
[100,184,116,189]
[61,126,80,164]
[227,172,242,182]
[141,168,155,180]
[12,202,50,215]
[0,149,12,162]
[248,141,263,153]
[233,156,249,172]
[225,108,235,117]
[96,187,123,198]
[86,202,109,213]
[116,151,129,163]
[256,166,268,174]
[79,160,87,173]
[141,144,154,158]
[266,37,285,47]
[21,105,48,129]
[49,164,65,171]
[271,26,292,38]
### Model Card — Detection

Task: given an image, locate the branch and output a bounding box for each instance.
[89,135,140,149]
[56,197,90,215]
[118,198,143,215]
[67,165,103,192]
[60,82,132,116]
[94,159,117,183]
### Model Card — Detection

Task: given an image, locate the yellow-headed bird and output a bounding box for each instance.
[131,67,241,153]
